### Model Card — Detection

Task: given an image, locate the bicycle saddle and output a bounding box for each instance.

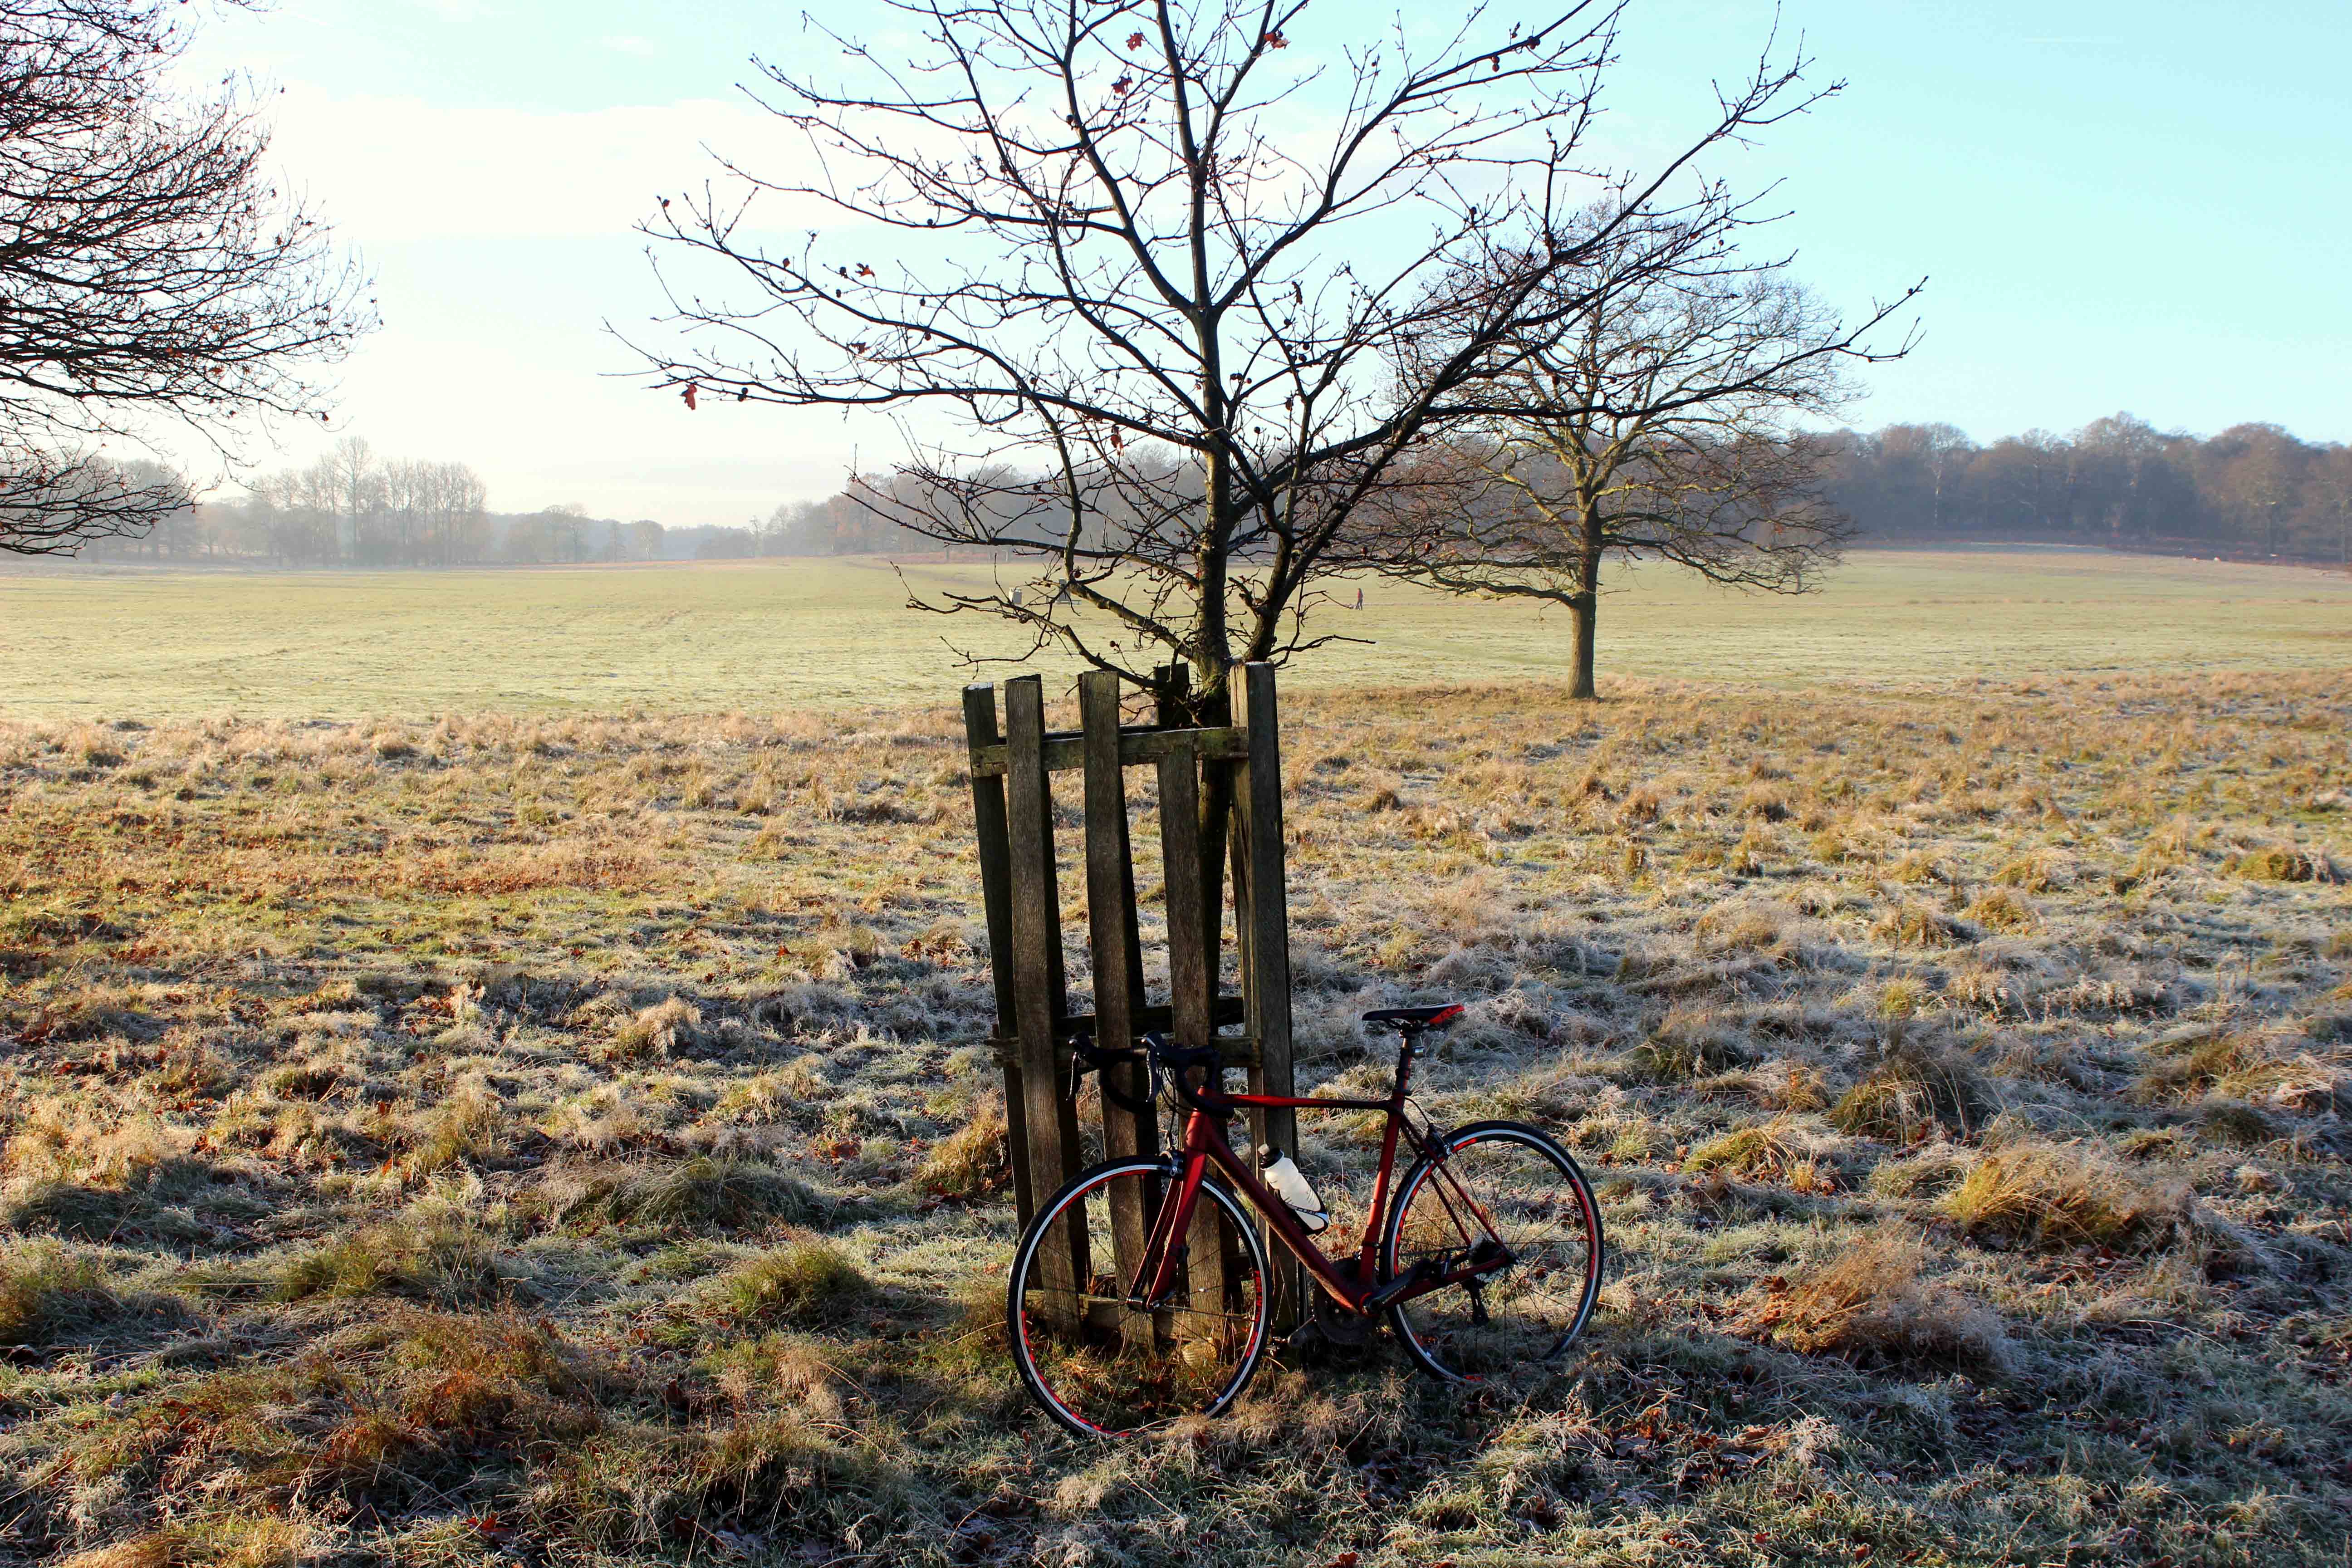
[1360,1003,1465,1029]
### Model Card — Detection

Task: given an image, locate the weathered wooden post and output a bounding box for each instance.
[965,662,1302,1331]
[1078,670,1156,1346]
[959,683,1030,1222]
[1001,675,1087,1325]
[1233,662,1302,1323]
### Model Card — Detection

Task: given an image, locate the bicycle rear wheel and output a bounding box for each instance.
[1007,1157,1270,1437]
[1381,1120,1603,1385]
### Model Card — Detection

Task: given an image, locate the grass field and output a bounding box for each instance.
[1,549,2347,1563]
[3,547,2349,716]
[1,657,2348,1565]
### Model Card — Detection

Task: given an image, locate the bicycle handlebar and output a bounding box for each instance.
[1065,1030,1232,1117]
[1142,1033,1232,1114]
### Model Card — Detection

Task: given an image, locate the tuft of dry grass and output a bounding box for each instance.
[551,1155,834,1231]
[1943,1141,2192,1252]
[606,995,704,1062]
[916,1095,1011,1201]
[0,1241,184,1346]
[59,1519,312,1568]
[406,1077,510,1173]
[1681,1115,1838,1192]
[274,1213,514,1306]
[1873,903,1970,948]
[1964,887,2036,931]
[1831,1034,1994,1142]
[1744,1231,2009,1377]
[2229,845,2328,883]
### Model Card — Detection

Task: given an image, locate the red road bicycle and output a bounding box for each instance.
[1008,1004,1605,1437]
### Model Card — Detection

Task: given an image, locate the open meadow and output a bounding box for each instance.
[3,548,2350,716]
[0,552,2348,1566]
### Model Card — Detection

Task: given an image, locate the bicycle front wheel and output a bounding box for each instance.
[1007,1157,1271,1437]
[1381,1120,1604,1385]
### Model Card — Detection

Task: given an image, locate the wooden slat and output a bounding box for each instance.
[983,1033,1258,1069]
[1003,674,1088,1325]
[960,683,1033,1226]
[1079,671,1156,1350]
[967,724,1248,778]
[1156,730,1229,1323]
[1157,733,1211,1065]
[1238,661,1303,1327]
[1047,995,1247,1041]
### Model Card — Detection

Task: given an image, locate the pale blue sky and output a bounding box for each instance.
[181,1,2352,525]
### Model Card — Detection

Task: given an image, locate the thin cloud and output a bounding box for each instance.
[264,88,828,240]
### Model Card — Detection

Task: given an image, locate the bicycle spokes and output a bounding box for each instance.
[1384,1126,1603,1384]
[1010,1162,1269,1436]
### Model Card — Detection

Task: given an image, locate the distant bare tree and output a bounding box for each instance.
[240,450,485,565]
[1391,209,1916,698]
[628,518,666,562]
[383,456,431,564]
[2314,446,2352,568]
[432,462,490,564]
[319,436,379,562]
[542,502,589,563]
[637,0,1837,719]
[0,0,373,555]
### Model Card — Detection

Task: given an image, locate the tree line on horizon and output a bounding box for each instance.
[1818,414,2351,561]
[752,414,2350,565]
[70,410,2351,570]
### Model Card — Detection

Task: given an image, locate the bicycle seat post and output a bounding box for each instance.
[1391,1022,1422,1097]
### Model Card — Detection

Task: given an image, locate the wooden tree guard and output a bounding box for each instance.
[962,662,1302,1327]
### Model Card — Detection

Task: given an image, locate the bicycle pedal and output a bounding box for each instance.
[1282,1319,1334,1361]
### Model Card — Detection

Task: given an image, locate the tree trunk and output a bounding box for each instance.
[1567,506,1603,702]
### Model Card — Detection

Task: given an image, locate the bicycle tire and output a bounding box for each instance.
[1379,1119,1604,1384]
[1006,1156,1273,1438]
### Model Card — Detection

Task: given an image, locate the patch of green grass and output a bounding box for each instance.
[712,1238,872,1326]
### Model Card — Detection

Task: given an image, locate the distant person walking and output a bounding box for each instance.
[1355,586,1364,611]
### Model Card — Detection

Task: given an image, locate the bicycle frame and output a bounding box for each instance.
[1133,1051,1510,1317]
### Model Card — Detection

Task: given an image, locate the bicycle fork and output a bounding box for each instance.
[1132,1136,1216,1309]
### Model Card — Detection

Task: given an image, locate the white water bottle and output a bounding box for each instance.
[1258,1146,1329,1233]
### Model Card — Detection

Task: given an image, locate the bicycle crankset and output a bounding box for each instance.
[1308,1258,1380,1347]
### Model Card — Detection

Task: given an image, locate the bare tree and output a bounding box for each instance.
[1391,208,1916,698]
[0,0,373,555]
[2313,446,2352,568]
[432,461,490,564]
[383,456,429,565]
[635,0,1837,719]
[541,502,589,563]
[319,436,379,562]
